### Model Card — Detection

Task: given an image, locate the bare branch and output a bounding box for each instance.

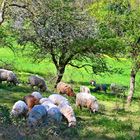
[68,62,93,68]
[8,4,27,9]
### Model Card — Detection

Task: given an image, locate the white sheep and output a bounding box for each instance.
[110,83,127,94]
[76,92,99,113]
[58,102,76,127]
[11,100,28,117]
[31,91,42,100]
[39,98,52,104]
[0,69,19,85]
[48,94,69,106]
[80,86,91,94]
[41,100,58,111]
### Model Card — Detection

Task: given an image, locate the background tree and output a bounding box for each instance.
[5,0,122,87]
[90,0,140,104]
[0,0,124,88]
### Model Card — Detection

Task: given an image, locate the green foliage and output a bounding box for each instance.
[0,105,11,124]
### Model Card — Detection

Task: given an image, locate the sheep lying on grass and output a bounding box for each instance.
[76,92,99,113]
[31,91,42,100]
[23,95,39,111]
[48,94,69,106]
[11,100,28,117]
[57,82,76,97]
[80,86,90,94]
[27,105,47,128]
[0,69,19,85]
[41,100,62,123]
[90,80,107,93]
[58,102,76,127]
[28,75,47,92]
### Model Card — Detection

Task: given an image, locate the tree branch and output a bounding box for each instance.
[50,48,59,69]
[0,0,6,25]
[8,4,27,9]
[8,3,34,16]
[68,62,93,68]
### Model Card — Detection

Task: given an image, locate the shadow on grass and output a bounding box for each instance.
[0,103,139,140]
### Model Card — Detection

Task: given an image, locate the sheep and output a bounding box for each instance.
[90,80,107,93]
[42,100,58,110]
[31,91,42,100]
[58,102,76,127]
[39,98,52,104]
[110,83,128,94]
[48,94,69,106]
[41,101,62,123]
[57,82,76,97]
[27,105,47,128]
[28,75,47,92]
[80,86,90,94]
[11,100,28,117]
[0,69,19,85]
[23,95,39,111]
[76,92,99,113]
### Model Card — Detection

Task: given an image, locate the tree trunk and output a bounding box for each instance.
[0,0,6,25]
[127,68,136,105]
[54,66,65,88]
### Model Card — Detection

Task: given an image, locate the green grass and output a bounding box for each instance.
[0,47,140,139]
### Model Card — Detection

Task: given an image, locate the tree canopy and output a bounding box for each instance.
[0,0,122,86]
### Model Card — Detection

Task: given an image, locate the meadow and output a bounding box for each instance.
[0,47,140,140]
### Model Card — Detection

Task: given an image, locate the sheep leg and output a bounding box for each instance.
[31,85,34,91]
[7,81,12,87]
[89,109,92,116]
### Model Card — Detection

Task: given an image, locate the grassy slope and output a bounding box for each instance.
[0,47,140,139]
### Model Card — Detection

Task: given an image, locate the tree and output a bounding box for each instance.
[107,0,140,105]
[1,0,123,87]
[0,0,6,25]
[90,0,140,104]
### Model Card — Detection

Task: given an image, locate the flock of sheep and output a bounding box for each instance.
[10,84,98,128]
[0,68,126,128]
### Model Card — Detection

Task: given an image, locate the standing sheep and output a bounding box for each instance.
[48,94,69,106]
[90,80,107,93]
[80,86,90,94]
[27,105,47,127]
[110,83,127,94]
[11,100,28,117]
[23,95,39,111]
[57,82,76,97]
[76,92,99,113]
[28,75,47,92]
[0,69,19,85]
[58,102,76,127]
